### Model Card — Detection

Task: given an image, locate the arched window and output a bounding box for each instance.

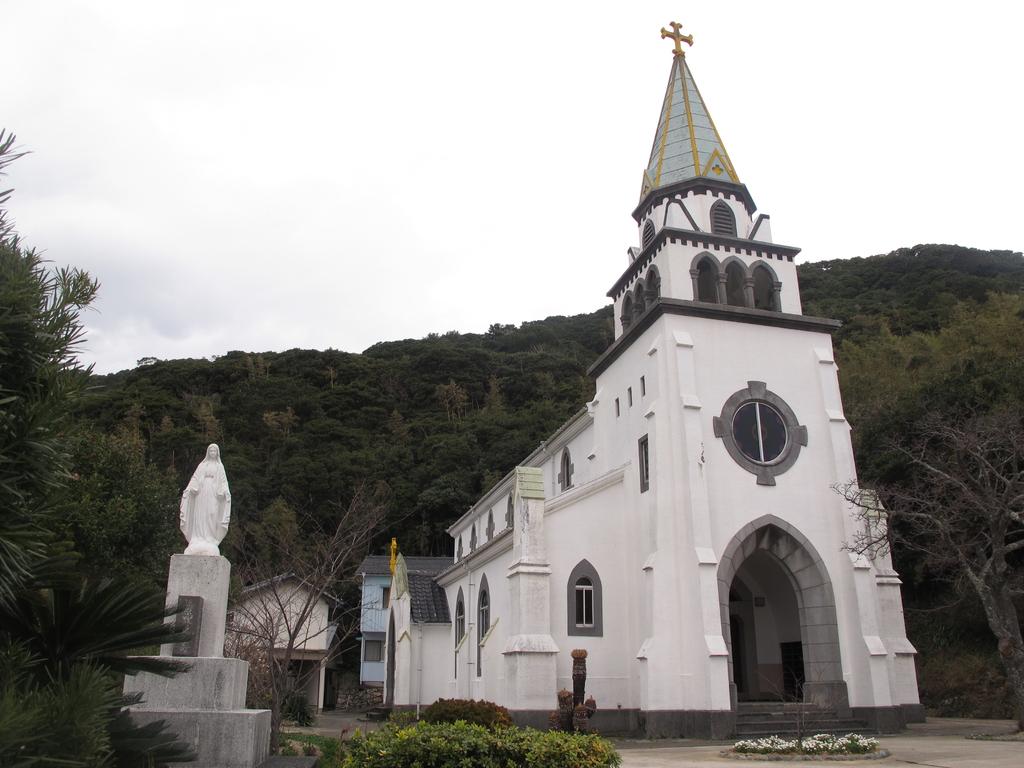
[477,575,490,677]
[620,295,634,331]
[645,267,661,302]
[558,449,574,492]
[725,260,747,307]
[694,257,720,303]
[567,560,603,636]
[470,524,477,551]
[505,493,514,529]
[710,200,737,236]
[633,284,646,319]
[456,536,463,561]
[752,264,778,311]
[486,510,494,540]
[454,587,465,678]
[641,219,656,249]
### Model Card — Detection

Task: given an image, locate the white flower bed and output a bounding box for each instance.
[734,733,880,755]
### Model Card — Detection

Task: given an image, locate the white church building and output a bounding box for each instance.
[382,24,923,738]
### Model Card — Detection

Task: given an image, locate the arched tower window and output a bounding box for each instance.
[632,284,647,319]
[567,559,603,636]
[711,200,737,236]
[725,260,748,307]
[456,536,463,561]
[469,524,477,551]
[620,295,634,331]
[486,510,494,540]
[694,257,720,303]
[752,264,779,311]
[558,449,574,491]
[505,493,514,529]
[641,219,656,249]
[477,575,490,677]
[645,267,661,302]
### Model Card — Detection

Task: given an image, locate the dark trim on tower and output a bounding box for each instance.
[633,177,757,222]
[588,299,841,377]
[608,227,801,300]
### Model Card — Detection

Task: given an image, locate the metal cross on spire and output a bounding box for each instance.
[660,21,693,57]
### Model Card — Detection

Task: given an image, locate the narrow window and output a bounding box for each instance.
[505,493,514,529]
[575,578,594,627]
[640,376,646,396]
[628,387,633,407]
[454,589,465,679]
[456,536,463,560]
[470,524,478,551]
[615,398,620,417]
[710,200,737,237]
[381,587,391,609]
[455,592,465,643]
[559,449,574,491]
[638,435,650,493]
[477,584,490,677]
[486,511,494,540]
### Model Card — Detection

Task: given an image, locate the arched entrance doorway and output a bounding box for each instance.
[718,517,849,711]
[384,610,396,706]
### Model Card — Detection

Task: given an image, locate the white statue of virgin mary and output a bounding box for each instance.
[179,443,232,556]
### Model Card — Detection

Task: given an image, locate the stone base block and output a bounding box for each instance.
[509,708,642,734]
[851,705,903,734]
[899,702,926,724]
[640,709,736,739]
[124,657,249,711]
[129,708,270,768]
[161,554,230,658]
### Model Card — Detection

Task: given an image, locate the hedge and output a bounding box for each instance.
[344,721,621,768]
[421,698,514,729]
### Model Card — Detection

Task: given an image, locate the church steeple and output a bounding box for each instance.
[640,22,739,201]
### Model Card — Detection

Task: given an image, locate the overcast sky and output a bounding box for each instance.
[4,1,1021,374]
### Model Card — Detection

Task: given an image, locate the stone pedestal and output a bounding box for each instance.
[126,555,270,768]
[161,554,230,658]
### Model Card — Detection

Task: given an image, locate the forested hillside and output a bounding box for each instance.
[65,243,1022,574]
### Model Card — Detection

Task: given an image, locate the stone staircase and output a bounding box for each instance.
[735,702,875,739]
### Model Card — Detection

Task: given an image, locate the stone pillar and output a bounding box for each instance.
[160,554,230,658]
[125,554,270,768]
[503,466,559,712]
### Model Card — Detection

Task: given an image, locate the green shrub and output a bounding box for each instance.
[421,698,514,729]
[343,721,621,768]
[281,692,314,727]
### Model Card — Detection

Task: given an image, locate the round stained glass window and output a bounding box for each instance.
[731,401,788,464]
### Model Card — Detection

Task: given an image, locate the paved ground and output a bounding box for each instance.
[614,719,1022,768]
[286,714,1021,768]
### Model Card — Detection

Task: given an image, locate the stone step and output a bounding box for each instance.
[364,706,392,722]
[738,702,832,713]
[738,711,838,723]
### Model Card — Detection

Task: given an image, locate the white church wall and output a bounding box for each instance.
[545,469,637,710]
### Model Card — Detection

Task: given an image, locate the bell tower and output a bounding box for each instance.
[612,21,796,340]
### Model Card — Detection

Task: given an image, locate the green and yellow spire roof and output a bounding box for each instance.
[640,22,739,201]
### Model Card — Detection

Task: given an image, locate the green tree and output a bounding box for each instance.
[54,424,181,589]
[0,133,189,765]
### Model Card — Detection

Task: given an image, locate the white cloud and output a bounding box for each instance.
[4,1,1021,373]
